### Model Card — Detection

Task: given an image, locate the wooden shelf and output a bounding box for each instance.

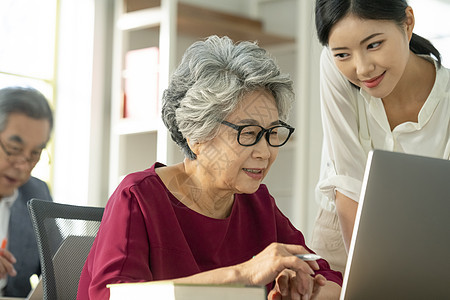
[125,0,160,12]
[119,1,294,46]
[118,7,162,30]
[177,3,294,46]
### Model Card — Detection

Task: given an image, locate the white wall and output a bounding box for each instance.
[53,0,95,206]
[53,0,113,207]
[409,0,450,66]
[293,0,323,239]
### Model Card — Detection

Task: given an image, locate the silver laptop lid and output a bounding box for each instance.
[341,150,450,300]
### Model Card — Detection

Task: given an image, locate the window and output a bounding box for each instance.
[0,0,58,182]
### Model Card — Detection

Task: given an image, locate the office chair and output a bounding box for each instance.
[27,198,104,300]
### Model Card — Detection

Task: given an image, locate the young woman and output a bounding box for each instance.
[311,0,450,274]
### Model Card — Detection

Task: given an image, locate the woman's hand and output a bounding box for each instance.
[174,242,328,298]
[0,249,17,279]
[236,242,320,287]
[268,269,327,300]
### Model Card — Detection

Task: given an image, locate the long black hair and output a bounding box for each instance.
[315,0,441,67]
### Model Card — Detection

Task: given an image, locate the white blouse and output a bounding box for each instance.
[316,48,450,211]
[0,190,18,295]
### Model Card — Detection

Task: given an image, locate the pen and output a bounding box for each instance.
[296,253,321,261]
[0,238,7,255]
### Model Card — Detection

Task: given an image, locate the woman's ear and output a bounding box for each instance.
[187,138,200,156]
[405,6,415,41]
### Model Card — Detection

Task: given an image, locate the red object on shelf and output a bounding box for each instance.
[123,47,159,120]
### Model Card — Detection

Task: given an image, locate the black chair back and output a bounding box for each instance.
[27,198,104,300]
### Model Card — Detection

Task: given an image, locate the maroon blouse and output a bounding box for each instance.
[77,163,342,299]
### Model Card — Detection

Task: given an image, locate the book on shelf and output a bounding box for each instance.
[123,46,159,120]
[107,280,267,300]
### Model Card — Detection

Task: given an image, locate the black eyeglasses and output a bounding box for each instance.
[0,138,45,165]
[221,120,295,147]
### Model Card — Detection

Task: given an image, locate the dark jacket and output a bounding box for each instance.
[4,176,52,297]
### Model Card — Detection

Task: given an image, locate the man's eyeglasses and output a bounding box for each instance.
[0,138,45,165]
[221,120,295,147]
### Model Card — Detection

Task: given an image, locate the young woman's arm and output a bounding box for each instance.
[335,191,358,252]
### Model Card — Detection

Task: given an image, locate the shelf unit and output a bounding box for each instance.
[109,0,295,192]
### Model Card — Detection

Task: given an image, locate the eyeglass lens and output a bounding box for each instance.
[1,144,43,165]
[239,125,291,146]
[8,152,42,164]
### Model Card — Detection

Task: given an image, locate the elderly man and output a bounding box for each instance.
[0,86,53,297]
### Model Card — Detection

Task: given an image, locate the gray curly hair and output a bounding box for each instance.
[162,35,294,160]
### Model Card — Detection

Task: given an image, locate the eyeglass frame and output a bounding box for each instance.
[0,137,46,165]
[221,120,295,147]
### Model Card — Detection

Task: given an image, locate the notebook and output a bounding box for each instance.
[340,150,450,300]
[108,281,266,300]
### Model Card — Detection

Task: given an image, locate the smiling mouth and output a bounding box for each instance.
[362,71,386,88]
[243,168,262,174]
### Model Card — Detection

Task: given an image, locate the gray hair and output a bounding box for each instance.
[162,35,294,160]
[0,86,54,134]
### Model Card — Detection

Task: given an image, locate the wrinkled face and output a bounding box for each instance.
[328,10,414,98]
[195,90,280,195]
[0,113,50,197]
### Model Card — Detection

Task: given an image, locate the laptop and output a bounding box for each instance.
[340,150,450,300]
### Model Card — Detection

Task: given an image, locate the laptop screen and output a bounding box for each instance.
[340,150,450,300]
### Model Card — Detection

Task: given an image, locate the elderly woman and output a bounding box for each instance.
[77,35,342,300]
